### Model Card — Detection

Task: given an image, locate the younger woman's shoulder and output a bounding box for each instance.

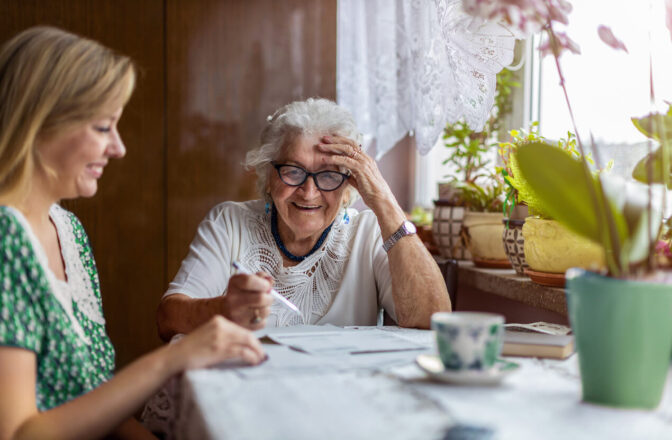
[0,205,30,238]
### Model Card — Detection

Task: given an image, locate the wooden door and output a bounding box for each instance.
[0,0,165,368]
[0,0,337,368]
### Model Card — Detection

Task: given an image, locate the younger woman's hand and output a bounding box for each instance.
[168,315,265,372]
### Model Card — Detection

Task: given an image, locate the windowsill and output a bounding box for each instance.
[434,257,568,324]
[456,261,567,316]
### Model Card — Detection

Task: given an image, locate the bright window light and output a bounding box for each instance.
[536,0,672,177]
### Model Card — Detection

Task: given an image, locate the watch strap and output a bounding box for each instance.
[382,221,416,253]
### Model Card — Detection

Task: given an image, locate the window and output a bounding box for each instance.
[531,0,672,180]
[414,1,672,210]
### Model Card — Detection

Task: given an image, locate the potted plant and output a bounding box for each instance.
[498,124,610,283]
[464,0,672,410]
[459,174,510,267]
[433,68,519,261]
[462,0,672,410]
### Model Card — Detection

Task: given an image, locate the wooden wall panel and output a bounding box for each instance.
[0,0,165,368]
[1,0,344,369]
[165,0,337,281]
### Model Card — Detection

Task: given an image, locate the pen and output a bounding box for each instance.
[231,261,303,317]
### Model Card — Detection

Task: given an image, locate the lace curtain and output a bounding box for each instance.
[337,0,517,159]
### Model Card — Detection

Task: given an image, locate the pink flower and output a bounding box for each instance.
[597,25,628,53]
[655,240,672,258]
[461,0,572,36]
[538,31,581,58]
[666,0,672,41]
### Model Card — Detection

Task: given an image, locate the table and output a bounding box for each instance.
[153,327,672,440]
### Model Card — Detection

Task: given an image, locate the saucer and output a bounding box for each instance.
[415,354,520,386]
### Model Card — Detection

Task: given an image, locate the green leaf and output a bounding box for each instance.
[631,112,672,142]
[620,209,650,265]
[516,143,601,241]
[516,142,629,274]
[632,147,671,187]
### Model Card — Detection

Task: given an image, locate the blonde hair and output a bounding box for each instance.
[0,26,136,204]
[244,98,361,207]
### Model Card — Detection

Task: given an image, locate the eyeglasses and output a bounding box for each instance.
[272,163,350,192]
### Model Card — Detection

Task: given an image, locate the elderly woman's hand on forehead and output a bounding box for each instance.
[318,135,397,213]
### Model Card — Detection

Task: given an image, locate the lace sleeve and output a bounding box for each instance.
[166,209,233,299]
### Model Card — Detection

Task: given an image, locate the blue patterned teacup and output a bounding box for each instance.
[431,312,505,371]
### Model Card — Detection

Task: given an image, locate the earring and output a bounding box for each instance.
[265,202,271,214]
[342,210,350,225]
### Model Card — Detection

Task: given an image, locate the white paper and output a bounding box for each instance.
[267,327,429,355]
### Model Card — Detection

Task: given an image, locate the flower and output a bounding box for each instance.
[461,0,571,35]
[597,25,628,53]
[538,31,580,57]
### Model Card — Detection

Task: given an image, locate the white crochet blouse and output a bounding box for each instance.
[164,200,396,326]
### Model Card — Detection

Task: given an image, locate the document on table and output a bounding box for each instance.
[265,326,430,356]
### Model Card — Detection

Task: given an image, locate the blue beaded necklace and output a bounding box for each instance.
[271,205,333,262]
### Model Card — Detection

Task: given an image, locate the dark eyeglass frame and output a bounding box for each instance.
[272,162,350,192]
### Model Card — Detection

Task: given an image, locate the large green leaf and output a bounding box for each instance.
[516,142,629,274]
[516,142,603,242]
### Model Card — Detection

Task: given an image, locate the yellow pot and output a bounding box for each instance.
[462,212,507,261]
[523,217,605,274]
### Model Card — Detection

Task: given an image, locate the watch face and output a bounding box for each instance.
[403,220,417,234]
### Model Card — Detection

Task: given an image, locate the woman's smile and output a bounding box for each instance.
[85,161,108,179]
[291,201,322,212]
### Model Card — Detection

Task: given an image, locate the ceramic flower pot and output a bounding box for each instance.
[432,200,471,260]
[462,211,510,268]
[523,217,605,286]
[502,218,528,275]
[566,269,672,409]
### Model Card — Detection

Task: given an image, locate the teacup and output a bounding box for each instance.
[431,312,505,371]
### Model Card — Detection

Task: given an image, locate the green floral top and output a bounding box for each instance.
[0,205,115,411]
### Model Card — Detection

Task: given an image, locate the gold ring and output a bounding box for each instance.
[250,308,262,325]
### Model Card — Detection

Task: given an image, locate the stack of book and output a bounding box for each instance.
[502,322,575,359]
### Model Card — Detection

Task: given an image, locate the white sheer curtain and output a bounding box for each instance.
[337,0,517,159]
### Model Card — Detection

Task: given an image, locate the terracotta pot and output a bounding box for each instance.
[432,200,471,260]
[502,218,528,276]
[523,217,605,274]
[462,211,509,267]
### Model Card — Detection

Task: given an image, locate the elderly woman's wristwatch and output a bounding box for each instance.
[383,220,417,252]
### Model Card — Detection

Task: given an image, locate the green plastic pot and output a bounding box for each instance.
[566,268,672,409]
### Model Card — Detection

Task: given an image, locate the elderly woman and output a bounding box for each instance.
[157,98,451,338]
[0,27,265,440]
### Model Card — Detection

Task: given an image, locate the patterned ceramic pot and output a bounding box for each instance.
[502,218,528,275]
[432,200,471,260]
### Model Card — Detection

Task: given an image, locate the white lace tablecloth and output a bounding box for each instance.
[147,327,672,440]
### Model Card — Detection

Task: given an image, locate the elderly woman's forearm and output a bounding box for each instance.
[387,237,451,328]
[157,294,221,341]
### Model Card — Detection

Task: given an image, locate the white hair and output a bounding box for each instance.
[244,97,361,206]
